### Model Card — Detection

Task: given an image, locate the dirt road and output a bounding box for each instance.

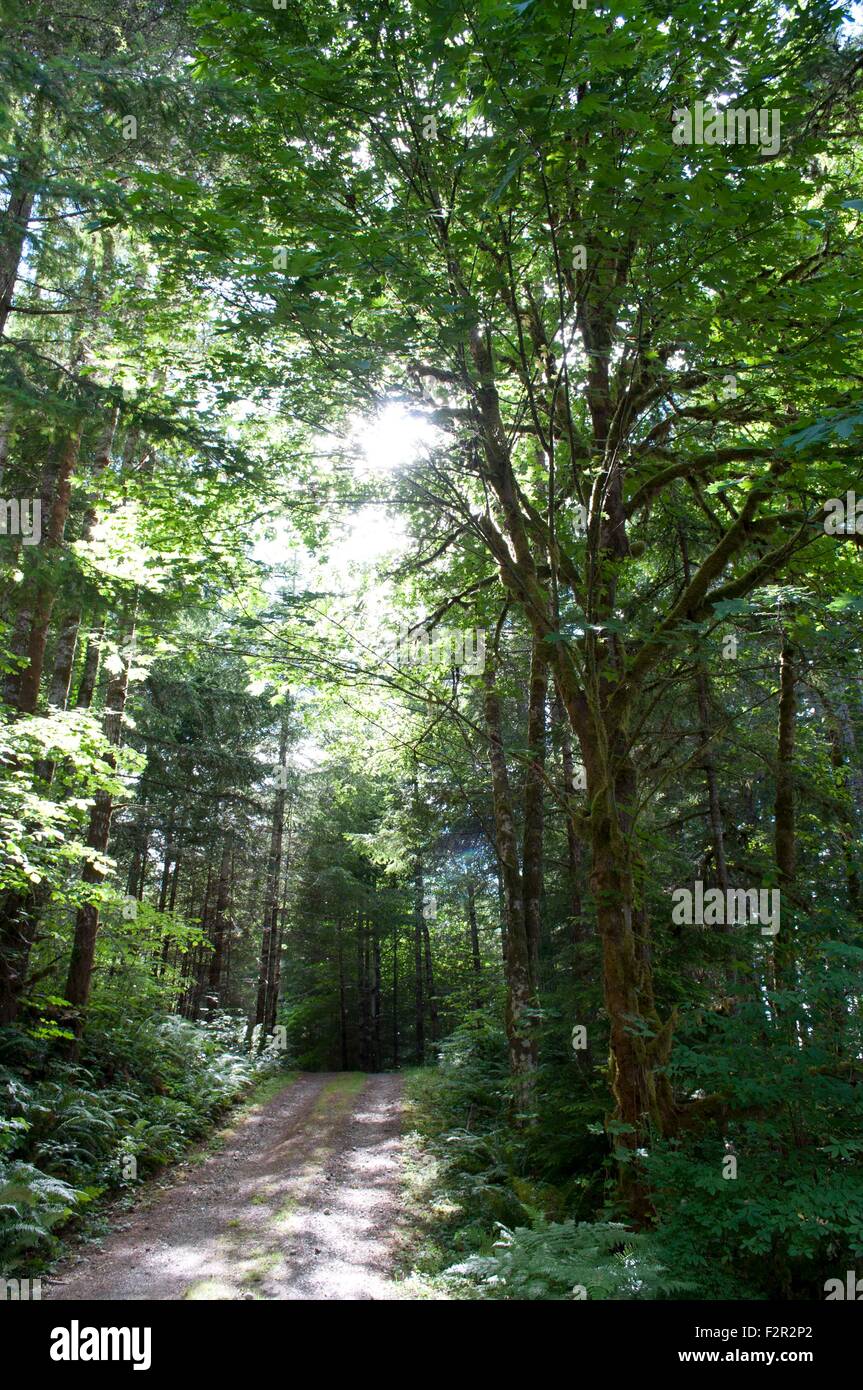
[47,1072,405,1301]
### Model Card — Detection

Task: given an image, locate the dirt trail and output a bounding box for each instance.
[47,1072,405,1301]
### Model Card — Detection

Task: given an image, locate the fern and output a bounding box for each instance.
[447,1219,692,1300]
[0,1161,83,1272]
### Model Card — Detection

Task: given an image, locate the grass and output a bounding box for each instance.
[390,1067,467,1300]
[275,1197,296,1230]
[315,1071,367,1104]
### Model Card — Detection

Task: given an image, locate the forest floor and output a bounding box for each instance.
[45,1071,407,1301]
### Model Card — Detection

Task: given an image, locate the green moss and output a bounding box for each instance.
[241,1249,284,1284]
[183,1278,236,1300]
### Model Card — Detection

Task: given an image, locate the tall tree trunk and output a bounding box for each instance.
[206,833,232,1007]
[483,653,537,1101]
[157,818,176,914]
[371,926,382,1071]
[391,919,399,1067]
[43,407,120,718]
[250,713,289,1048]
[466,879,482,1009]
[692,664,740,998]
[522,633,547,986]
[47,610,81,711]
[357,913,371,1070]
[63,607,136,1043]
[74,614,104,709]
[774,632,797,889]
[11,246,104,712]
[413,851,425,1063]
[696,669,731,900]
[0,97,43,338]
[579,711,676,1222]
[126,825,144,899]
[818,683,863,916]
[156,823,178,978]
[773,631,798,1022]
[422,914,438,1044]
[337,918,349,1069]
[184,869,212,1018]
[264,852,290,1038]
[553,687,586,949]
[0,406,13,485]
[806,684,856,1052]
[1,448,58,702]
[496,863,507,962]
[16,423,86,713]
[680,526,733,980]
[168,852,181,913]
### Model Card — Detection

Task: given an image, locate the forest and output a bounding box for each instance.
[1,0,863,1309]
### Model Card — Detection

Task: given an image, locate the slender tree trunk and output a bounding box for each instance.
[157,818,176,914]
[371,926,382,1071]
[206,833,232,1007]
[1,445,58,701]
[168,852,181,913]
[0,97,43,338]
[357,912,371,1070]
[126,831,143,900]
[74,614,105,709]
[184,869,212,1018]
[337,918,349,1069]
[264,852,290,1038]
[0,406,13,485]
[391,919,399,1067]
[250,713,289,1048]
[496,863,507,962]
[63,607,136,1042]
[0,180,35,336]
[773,631,798,1023]
[43,407,120,718]
[47,610,81,711]
[819,684,863,916]
[696,671,731,897]
[681,528,734,982]
[692,664,741,998]
[466,879,482,1009]
[156,828,178,979]
[16,423,85,714]
[775,633,797,889]
[13,241,110,712]
[553,688,586,949]
[522,633,547,986]
[413,852,425,1063]
[422,914,438,1044]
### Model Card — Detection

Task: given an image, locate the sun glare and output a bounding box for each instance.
[353,401,440,476]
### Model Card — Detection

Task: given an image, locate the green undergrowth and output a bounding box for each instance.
[398,990,863,1300]
[0,1002,294,1277]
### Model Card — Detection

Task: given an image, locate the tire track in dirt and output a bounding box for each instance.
[46,1071,404,1301]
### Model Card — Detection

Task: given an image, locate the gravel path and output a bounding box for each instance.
[46,1072,405,1301]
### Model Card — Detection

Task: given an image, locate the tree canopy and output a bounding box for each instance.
[1,0,863,1306]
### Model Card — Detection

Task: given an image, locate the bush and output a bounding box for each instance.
[447,1218,689,1300]
[0,1008,273,1274]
